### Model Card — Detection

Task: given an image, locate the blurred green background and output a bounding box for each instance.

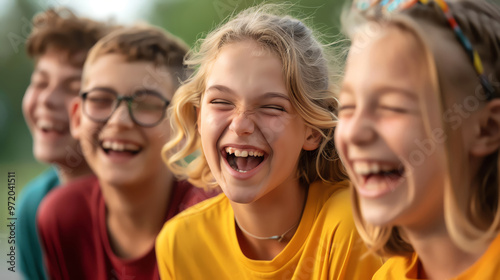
[0,0,345,278]
[0,0,346,189]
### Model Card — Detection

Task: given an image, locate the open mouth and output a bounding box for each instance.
[224,147,265,173]
[101,140,142,156]
[37,119,66,134]
[354,162,405,188]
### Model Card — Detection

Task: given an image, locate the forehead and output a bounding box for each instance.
[206,40,286,94]
[344,24,426,94]
[416,18,479,102]
[84,54,173,96]
[34,48,83,78]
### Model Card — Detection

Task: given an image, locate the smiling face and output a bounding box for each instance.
[22,48,84,165]
[335,26,447,229]
[72,53,173,187]
[198,40,317,204]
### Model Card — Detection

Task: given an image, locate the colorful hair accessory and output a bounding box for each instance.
[353,0,498,100]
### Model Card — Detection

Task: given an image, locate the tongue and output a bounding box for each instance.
[366,172,402,185]
[235,156,262,171]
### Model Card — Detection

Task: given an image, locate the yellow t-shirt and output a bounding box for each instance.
[372,234,500,279]
[156,180,382,279]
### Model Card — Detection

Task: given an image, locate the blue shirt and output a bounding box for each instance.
[16,168,59,280]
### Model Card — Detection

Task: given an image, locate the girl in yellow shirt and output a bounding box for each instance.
[155,4,382,280]
[336,0,500,279]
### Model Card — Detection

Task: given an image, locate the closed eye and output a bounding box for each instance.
[210,99,234,111]
[262,105,286,112]
[338,105,355,117]
[379,105,408,113]
[338,105,355,111]
[210,99,232,105]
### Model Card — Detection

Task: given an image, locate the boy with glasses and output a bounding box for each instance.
[36,25,215,280]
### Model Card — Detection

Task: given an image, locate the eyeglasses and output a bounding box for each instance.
[355,0,498,100]
[80,88,170,127]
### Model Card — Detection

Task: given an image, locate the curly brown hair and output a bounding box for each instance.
[26,7,114,67]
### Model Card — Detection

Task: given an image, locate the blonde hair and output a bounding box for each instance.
[342,0,500,256]
[162,4,348,190]
[83,24,189,88]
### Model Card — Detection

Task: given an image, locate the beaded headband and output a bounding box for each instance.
[355,0,498,100]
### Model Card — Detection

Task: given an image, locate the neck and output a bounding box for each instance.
[231,178,307,260]
[55,161,93,185]
[403,220,487,279]
[101,170,174,259]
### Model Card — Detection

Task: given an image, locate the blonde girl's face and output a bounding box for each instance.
[335,26,447,229]
[198,40,317,204]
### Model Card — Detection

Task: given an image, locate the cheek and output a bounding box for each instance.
[334,121,347,151]
[199,109,229,143]
[22,89,36,125]
[259,115,297,145]
[63,95,78,120]
[78,120,101,152]
[150,123,171,149]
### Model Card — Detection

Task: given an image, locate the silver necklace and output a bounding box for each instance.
[234,216,300,242]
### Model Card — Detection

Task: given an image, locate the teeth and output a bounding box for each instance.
[102,140,140,152]
[353,162,399,176]
[112,142,124,151]
[225,147,264,157]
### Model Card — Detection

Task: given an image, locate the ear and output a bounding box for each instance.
[303,127,322,151]
[69,98,82,140]
[470,99,500,157]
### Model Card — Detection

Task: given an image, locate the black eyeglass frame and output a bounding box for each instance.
[80,87,170,128]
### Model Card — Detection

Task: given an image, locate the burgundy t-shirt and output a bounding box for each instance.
[37,175,216,280]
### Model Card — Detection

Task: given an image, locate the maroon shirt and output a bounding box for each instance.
[37,175,216,280]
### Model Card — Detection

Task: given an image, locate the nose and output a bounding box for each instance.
[229,110,255,136]
[342,110,376,146]
[38,86,63,110]
[106,101,134,128]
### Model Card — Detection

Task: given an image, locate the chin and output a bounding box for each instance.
[223,187,261,204]
[34,149,63,165]
[360,206,399,227]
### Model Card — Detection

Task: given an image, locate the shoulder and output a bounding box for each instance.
[37,175,99,231]
[157,193,228,247]
[459,233,500,278]
[372,254,416,280]
[175,180,221,212]
[18,168,60,209]
[311,180,354,227]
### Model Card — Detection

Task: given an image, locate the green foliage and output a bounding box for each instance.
[148,0,346,47]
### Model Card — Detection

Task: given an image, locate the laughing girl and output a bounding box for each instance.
[155,5,382,280]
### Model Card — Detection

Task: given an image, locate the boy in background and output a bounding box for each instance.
[37,25,215,279]
[18,8,113,279]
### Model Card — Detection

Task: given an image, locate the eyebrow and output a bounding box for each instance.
[206,85,290,101]
[339,83,417,101]
[374,86,418,101]
[33,68,82,82]
[84,86,164,97]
